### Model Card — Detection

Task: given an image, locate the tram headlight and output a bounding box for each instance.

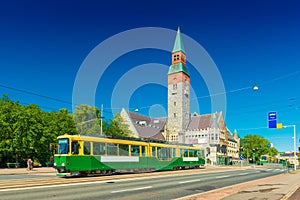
[62,163,65,167]
[54,162,57,167]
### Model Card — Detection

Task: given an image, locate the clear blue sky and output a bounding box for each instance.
[1,0,300,152]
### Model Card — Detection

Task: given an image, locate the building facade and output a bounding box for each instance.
[120,27,240,165]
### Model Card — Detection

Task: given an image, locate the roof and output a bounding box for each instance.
[187,113,222,131]
[172,27,185,53]
[123,110,166,140]
[168,62,190,76]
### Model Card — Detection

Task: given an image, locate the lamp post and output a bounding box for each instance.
[283,125,297,171]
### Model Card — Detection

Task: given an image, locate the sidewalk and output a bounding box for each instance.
[223,170,300,200]
[0,167,56,175]
[179,169,300,200]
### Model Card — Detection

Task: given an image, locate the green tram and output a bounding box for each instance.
[54,134,205,176]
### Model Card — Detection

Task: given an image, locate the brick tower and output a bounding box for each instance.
[167,27,190,142]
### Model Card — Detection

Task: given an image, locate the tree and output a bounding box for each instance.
[106,113,133,137]
[73,104,101,135]
[241,134,279,164]
[0,94,77,166]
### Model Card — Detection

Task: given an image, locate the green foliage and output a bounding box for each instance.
[106,113,132,137]
[0,95,133,167]
[0,94,77,166]
[241,134,279,164]
[73,104,101,135]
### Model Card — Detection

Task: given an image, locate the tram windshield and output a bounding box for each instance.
[57,138,69,154]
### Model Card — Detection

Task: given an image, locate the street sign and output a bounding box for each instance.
[268,112,277,120]
[268,120,277,128]
[240,155,244,160]
[268,112,277,128]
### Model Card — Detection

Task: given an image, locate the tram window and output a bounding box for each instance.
[173,148,176,157]
[58,138,69,154]
[84,142,91,155]
[93,142,106,155]
[107,143,118,156]
[181,149,188,157]
[141,146,146,157]
[152,147,156,157]
[119,144,129,156]
[71,141,79,154]
[157,147,162,159]
[189,150,196,157]
[162,148,168,160]
[131,145,140,156]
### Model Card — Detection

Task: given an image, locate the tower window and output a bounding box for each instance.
[174,113,176,118]
[174,102,176,106]
[173,54,179,61]
[173,84,177,90]
[173,78,177,83]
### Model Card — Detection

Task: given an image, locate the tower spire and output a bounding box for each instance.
[172,27,185,53]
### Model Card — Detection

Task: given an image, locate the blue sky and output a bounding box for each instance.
[0,0,300,152]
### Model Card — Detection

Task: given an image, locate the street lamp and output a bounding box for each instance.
[253,86,259,91]
[283,125,297,171]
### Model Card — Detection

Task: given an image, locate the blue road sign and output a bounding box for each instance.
[268,120,277,128]
[268,112,277,120]
[240,155,244,160]
[268,112,277,128]
[268,143,271,148]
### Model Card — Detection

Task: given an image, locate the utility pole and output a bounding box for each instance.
[283,125,297,171]
[293,125,297,171]
[100,104,103,135]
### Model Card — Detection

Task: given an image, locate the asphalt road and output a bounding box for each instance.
[0,168,285,200]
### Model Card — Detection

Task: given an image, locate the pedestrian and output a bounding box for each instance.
[27,157,33,170]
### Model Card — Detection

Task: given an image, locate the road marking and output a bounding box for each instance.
[215,175,230,179]
[237,173,249,176]
[111,186,152,193]
[179,179,200,184]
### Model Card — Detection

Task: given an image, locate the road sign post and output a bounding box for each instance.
[240,155,244,168]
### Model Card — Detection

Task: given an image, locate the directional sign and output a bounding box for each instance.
[268,112,277,128]
[268,112,277,120]
[240,155,244,160]
[268,120,277,128]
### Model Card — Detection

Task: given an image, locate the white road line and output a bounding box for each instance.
[111,186,152,193]
[179,179,200,184]
[215,175,230,179]
[237,173,249,176]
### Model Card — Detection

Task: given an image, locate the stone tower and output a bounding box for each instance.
[167,27,190,142]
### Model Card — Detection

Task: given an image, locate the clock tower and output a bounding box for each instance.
[167,27,190,142]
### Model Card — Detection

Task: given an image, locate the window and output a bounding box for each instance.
[152,146,156,157]
[174,113,176,118]
[174,102,176,106]
[173,54,179,61]
[119,144,129,156]
[173,77,177,83]
[131,145,140,156]
[173,84,177,90]
[141,146,146,157]
[107,143,118,155]
[71,141,79,154]
[93,142,106,155]
[58,138,69,154]
[84,142,91,155]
